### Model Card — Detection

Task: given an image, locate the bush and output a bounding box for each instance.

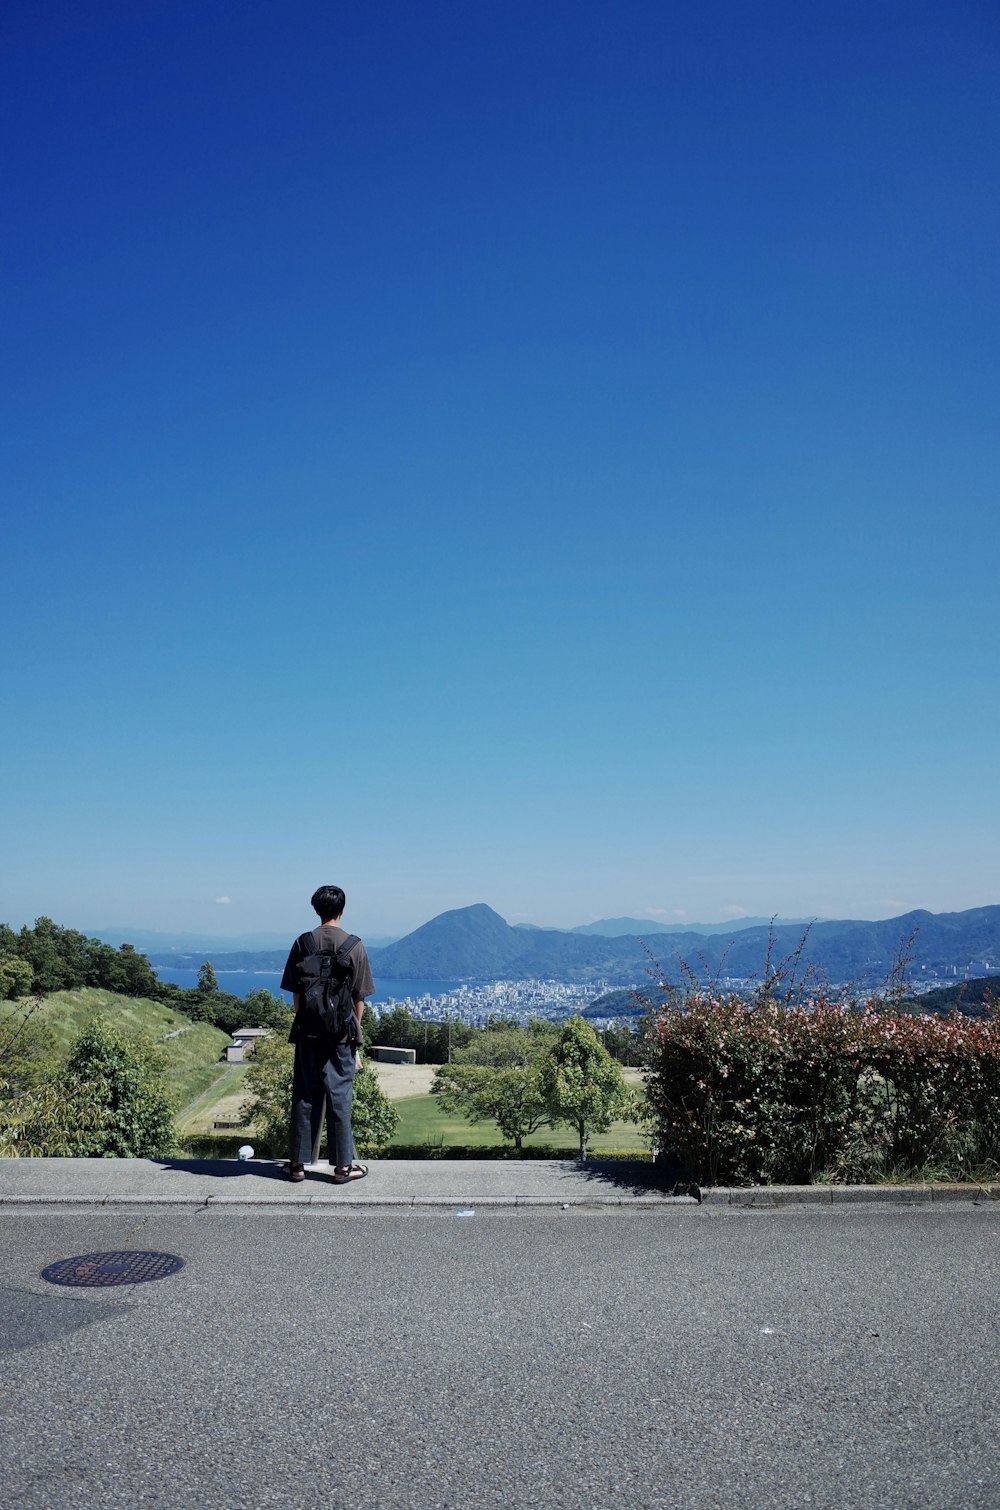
[241,1038,399,1157]
[0,954,34,1001]
[352,1063,399,1153]
[0,1016,176,1158]
[643,993,1000,1186]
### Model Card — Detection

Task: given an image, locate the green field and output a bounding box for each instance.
[389,1092,648,1154]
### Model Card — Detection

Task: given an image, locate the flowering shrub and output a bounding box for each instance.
[643,994,1000,1185]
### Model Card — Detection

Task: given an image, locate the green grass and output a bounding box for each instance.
[389,1092,648,1153]
[175,1064,249,1133]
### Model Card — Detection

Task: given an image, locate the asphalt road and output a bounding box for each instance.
[1,1202,997,1509]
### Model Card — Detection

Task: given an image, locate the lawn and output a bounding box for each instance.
[178,1082,650,1158]
[389,1092,648,1154]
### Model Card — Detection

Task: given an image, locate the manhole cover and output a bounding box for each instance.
[41,1251,185,1288]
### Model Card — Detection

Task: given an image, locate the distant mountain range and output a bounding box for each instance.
[569,915,817,937]
[134,902,1000,991]
[365,902,1000,987]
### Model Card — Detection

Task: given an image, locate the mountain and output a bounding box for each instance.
[368,904,530,979]
[909,976,997,1017]
[571,916,816,937]
[369,903,650,982]
[367,903,1000,988]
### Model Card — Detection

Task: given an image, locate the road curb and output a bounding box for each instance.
[1,1185,997,1209]
[2,1157,997,1210]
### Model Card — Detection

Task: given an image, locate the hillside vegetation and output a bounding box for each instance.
[911,976,997,1017]
[1,989,229,1113]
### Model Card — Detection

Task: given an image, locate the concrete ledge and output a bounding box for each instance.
[728,1185,834,1207]
[832,1184,931,1204]
[929,1182,1000,1202]
[699,1186,732,1205]
[0,1159,997,1209]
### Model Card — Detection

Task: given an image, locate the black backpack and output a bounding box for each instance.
[292,930,361,1044]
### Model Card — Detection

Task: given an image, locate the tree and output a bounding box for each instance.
[0,954,33,1001]
[373,1005,473,1064]
[197,961,219,996]
[432,1024,556,1152]
[17,917,71,992]
[240,1033,292,1153]
[241,1037,398,1156]
[360,1002,379,1049]
[82,940,160,997]
[541,1015,634,1159]
[242,988,293,1032]
[601,1021,642,1066]
[207,992,252,1036]
[186,963,245,1031]
[0,1017,175,1158]
[62,1018,176,1157]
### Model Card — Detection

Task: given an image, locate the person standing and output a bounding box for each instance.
[280,884,374,1183]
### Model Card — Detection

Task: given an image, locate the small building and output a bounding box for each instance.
[224,1027,271,1064]
[369,1044,417,1065]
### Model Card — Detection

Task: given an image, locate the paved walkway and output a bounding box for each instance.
[1,1156,997,1207]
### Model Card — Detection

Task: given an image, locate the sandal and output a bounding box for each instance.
[282,1162,305,1183]
[333,1161,368,1184]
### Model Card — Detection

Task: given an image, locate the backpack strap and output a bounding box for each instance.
[334,934,361,1044]
[337,933,360,963]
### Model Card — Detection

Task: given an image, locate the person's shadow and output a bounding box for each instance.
[570,1156,702,1201]
[154,1157,287,1182]
[154,1157,347,1184]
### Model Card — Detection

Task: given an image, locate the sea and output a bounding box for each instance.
[153,967,460,1007]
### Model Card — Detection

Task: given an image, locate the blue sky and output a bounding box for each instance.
[2,0,998,941]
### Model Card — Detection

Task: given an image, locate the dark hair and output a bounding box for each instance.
[311,885,346,922]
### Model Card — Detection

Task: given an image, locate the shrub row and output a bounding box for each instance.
[643,994,1000,1185]
[177,1136,652,1162]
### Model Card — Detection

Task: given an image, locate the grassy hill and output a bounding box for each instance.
[1,988,230,1115]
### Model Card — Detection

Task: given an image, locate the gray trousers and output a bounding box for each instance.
[289,1036,357,1167]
